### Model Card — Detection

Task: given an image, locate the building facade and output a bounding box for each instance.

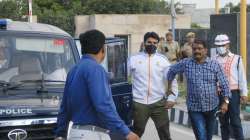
[75,14,191,55]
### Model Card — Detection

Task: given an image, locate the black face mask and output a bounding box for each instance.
[145,45,157,54]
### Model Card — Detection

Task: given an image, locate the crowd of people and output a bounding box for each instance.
[54,29,248,140]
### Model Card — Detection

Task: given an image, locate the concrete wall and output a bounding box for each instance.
[182,4,215,28]
[182,4,197,15]
[191,9,215,28]
[75,14,191,55]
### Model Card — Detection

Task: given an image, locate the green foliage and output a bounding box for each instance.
[0,0,28,21]
[221,2,250,13]
[0,0,182,35]
[191,23,203,29]
[32,0,75,35]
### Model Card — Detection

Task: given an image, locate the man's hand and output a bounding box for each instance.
[165,101,175,109]
[165,87,176,109]
[126,132,140,140]
[220,102,228,114]
[241,96,248,104]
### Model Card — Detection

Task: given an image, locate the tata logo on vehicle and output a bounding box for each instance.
[7,129,27,140]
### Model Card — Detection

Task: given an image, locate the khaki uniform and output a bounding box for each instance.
[181,43,193,58]
[159,41,180,64]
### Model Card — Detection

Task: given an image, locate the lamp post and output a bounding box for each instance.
[240,0,247,71]
[170,0,176,41]
[28,0,32,22]
[215,0,219,14]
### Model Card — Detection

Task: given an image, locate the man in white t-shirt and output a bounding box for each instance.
[128,32,178,140]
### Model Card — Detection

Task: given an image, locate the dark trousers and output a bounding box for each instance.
[132,99,171,140]
[219,90,244,140]
[188,108,217,140]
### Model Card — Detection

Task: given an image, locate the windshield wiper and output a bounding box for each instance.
[0,81,22,94]
[0,78,65,103]
[22,79,65,102]
[19,79,65,84]
[0,80,11,87]
[0,79,65,94]
[18,79,65,102]
[17,79,65,92]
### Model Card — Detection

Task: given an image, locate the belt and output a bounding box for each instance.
[72,125,110,134]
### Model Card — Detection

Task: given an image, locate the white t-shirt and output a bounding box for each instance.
[128,52,178,104]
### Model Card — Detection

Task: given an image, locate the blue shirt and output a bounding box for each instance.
[167,57,231,112]
[55,54,130,137]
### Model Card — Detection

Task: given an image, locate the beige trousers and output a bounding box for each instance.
[67,125,111,140]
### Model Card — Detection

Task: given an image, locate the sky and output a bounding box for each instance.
[175,0,250,9]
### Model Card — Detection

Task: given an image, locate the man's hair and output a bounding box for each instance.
[79,29,105,55]
[194,39,207,48]
[144,32,160,43]
[165,31,173,37]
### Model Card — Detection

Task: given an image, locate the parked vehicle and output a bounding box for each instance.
[0,19,132,140]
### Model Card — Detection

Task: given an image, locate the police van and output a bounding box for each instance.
[0,19,132,140]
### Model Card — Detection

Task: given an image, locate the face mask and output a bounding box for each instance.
[216,47,227,55]
[145,45,157,54]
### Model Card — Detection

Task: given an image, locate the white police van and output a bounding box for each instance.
[0,19,132,140]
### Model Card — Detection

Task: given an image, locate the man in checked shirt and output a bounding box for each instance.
[166,39,231,140]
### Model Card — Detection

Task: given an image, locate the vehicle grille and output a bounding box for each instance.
[0,123,56,140]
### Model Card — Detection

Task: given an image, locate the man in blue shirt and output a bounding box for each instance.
[167,39,231,140]
[55,30,139,140]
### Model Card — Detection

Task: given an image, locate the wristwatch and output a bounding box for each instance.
[224,98,229,104]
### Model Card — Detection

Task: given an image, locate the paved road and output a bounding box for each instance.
[142,119,221,140]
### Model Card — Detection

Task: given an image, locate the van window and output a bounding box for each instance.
[16,38,65,53]
[107,42,127,83]
[75,39,127,83]
[0,35,75,83]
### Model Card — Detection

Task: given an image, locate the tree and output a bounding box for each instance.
[191,23,203,29]
[0,0,28,21]
[221,2,250,13]
[30,0,74,35]
[0,0,182,35]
